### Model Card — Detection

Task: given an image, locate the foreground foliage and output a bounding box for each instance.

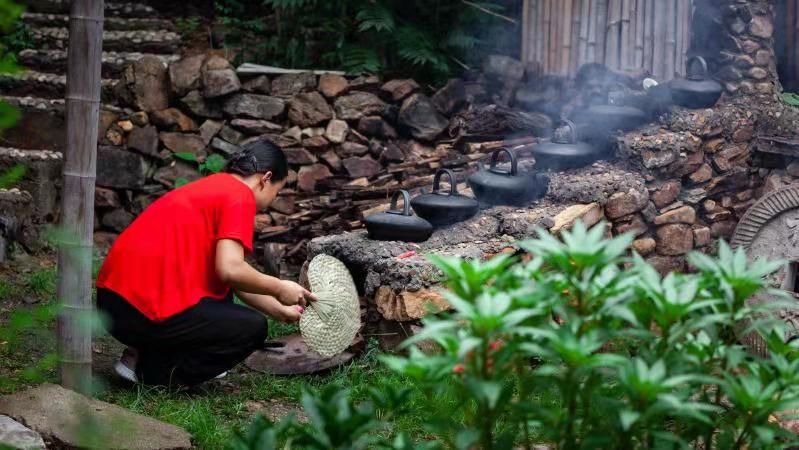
[233,221,799,449]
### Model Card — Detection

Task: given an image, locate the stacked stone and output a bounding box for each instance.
[91,53,471,247]
[692,0,778,97]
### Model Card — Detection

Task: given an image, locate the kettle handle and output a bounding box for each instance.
[432,169,458,195]
[553,120,579,145]
[487,148,518,176]
[388,190,412,216]
[686,56,709,81]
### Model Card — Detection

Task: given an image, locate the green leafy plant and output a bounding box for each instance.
[172,152,227,188]
[214,0,515,83]
[236,221,799,449]
[175,16,202,41]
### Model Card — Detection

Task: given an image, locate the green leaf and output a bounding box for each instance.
[619,409,640,431]
[174,177,190,188]
[783,92,799,106]
[203,153,227,174]
[173,152,198,162]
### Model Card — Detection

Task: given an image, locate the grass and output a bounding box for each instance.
[0,256,448,449]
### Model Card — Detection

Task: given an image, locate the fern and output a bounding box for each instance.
[261,0,317,10]
[395,26,448,72]
[333,46,382,75]
[446,28,481,50]
[356,3,395,33]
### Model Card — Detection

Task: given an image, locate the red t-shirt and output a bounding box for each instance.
[96,173,256,321]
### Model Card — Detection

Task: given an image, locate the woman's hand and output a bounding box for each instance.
[273,304,304,323]
[277,280,317,307]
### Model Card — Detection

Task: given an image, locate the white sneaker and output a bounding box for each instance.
[114,359,138,383]
[214,371,227,379]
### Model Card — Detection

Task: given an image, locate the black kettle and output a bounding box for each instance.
[468,148,549,206]
[670,56,723,109]
[411,169,479,227]
[531,121,602,171]
[364,190,433,242]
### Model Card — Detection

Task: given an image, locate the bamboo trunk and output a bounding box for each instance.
[587,0,598,61]
[578,0,591,65]
[652,0,667,79]
[59,0,104,394]
[605,0,621,69]
[620,0,631,70]
[643,0,655,76]
[536,0,546,71]
[664,0,677,80]
[561,0,574,75]
[570,0,583,73]
[522,0,530,64]
[633,0,645,68]
[543,0,552,72]
[675,0,686,75]
[595,0,609,65]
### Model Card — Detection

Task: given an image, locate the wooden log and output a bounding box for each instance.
[664,0,677,80]
[643,0,655,74]
[633,0,645,68]
[578,0,591,65]
[561,0,574,75]
[605,0,621,69]
[595,0,609,65]
[58,0,104,395]
[587,0,598,61]
[620,0,632,70]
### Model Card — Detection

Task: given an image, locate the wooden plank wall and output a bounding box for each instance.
[522,0,694,80]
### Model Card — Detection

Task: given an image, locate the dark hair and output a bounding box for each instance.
[225,139,288,181]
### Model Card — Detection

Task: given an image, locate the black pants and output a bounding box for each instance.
[96,288,268,386]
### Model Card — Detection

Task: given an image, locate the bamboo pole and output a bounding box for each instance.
[664,0,677,80]
[522,0,531,64]
[652,0,667,79]
[570,0,583,73]
[620,0,631,70]
[587,0,598,61]
[643,0,655,76]
[595,0,608,65]
[536,0,546,71]
[561,0,574,75]
[634,0,645,68]
[676,0,686,75]
[59,0,103,395]
[543,0,552,72]
[605,0,621,69]
[578,0,591,65]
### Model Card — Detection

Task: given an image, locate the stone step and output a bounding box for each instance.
[0,70,117,100]
[22,12,175,31]
[0,147,63,222]
[31,27,181,54]
[1,96,125,151]
[20,0,159,18]
[18,49,181,79]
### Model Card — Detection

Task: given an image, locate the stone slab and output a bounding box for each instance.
[0,384,192,450]
[0,415,45,450]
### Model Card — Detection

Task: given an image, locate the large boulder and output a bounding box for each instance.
[179,90,224,119]
[432,79,467,115]
[223,94,285,120]
[271,73,317,96]
[287,92,333,128]
[398,94,448,142]
[149,108,198,132]
[169,54,204,97]
[117,55,170,112]
[127,125,159,157]
[96,146,147,189]
[318,74,349,98]
[380,79,420,102]
[297,164,332,192]
[202,56,241,98]
[159,132,206,156]
[0,384,192,450]
[334,92,386,121]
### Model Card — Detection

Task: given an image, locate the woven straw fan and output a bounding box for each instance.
[300,254,361,357]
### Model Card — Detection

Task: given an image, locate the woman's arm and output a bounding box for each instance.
[236,291,302,323]
[215,239,316,307]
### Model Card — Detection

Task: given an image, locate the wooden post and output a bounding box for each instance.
[58,0,104,394]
